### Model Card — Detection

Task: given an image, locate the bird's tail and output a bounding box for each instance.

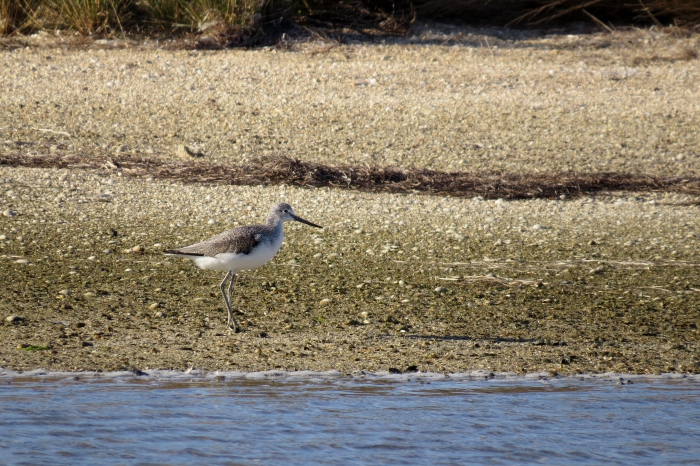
[164,249,204,257]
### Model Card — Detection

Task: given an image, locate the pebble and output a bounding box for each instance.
[0,234,7,240]
[207,219,217,224]
[6,315,23,323]
[14,259,29,264]
[2,209,17,217]
[319,298,332,306]
[434,286,448,293]
[58,289,71,295]
[17,343,30,349]
[176,145,204,158]
[148,303,160,310]
[132,245,143,252]
[532,224,546,230]
[313,253,323,258]
[84,292,96,298]
[87,256,97,261]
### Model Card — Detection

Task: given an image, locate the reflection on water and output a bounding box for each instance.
[1,371,699,465]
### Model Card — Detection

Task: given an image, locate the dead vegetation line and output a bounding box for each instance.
[1,153,700,200]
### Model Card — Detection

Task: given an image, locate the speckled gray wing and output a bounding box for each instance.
[165,225,268,257]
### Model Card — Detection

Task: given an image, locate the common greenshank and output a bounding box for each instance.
[165,203,322,332]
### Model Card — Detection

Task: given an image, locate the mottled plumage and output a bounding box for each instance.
[165,203,322,332]
[165,224,272,257]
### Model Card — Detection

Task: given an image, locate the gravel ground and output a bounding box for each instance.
[1,26,699,375]
[1,25,699,175]
[0,167,698,375]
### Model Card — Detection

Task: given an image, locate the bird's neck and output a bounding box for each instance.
[267,217,284,232]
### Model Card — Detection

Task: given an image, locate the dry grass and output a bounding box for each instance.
[0,0,41,34]
[2,154,699,199]
[2,0,699,38]
[43,0,132,34]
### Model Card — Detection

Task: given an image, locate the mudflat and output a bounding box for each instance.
[1,26,699,375]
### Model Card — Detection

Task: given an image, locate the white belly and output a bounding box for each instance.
[190,236,283,272]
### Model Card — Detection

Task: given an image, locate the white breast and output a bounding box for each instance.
[191,232,284,272]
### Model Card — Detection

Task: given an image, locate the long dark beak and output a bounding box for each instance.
[292,214,323,228]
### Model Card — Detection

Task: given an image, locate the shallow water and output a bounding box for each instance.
[1,371,699,465]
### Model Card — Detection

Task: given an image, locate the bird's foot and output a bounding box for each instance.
[227,324,241,333]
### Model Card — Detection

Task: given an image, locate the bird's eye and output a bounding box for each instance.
[283,209,288,213]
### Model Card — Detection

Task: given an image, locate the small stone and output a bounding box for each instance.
[148,303,160,310]
[313,253,324,258]
[532,224,546,230]
[84,292,96,298]
[87,256,97,261]
[132,245,143,253]
[398,280,406,286]
[0,234,7,240]
[434,286,448,293]
[2,209,17,217]
[14,259,29,264]
[176,145,204,158]
[207,219,216,225]
[6,315,23,323]
[96,193,113,202]
[59,289,71,295]
[17,343,30,349]
[319,298,332,306]
[155,311,164,318]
